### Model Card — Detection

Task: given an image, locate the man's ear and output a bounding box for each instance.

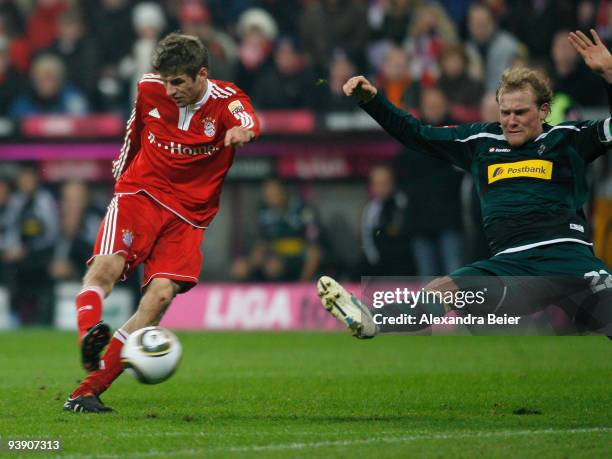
[198,67,208,80]
[540,103,551,121]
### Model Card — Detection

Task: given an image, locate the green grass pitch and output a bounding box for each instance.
[0,331,610,458]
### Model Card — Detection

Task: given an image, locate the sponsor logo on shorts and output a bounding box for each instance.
[122,229,134,247]
[487,159,553,184]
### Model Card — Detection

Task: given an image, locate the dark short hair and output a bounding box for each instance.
[152,32,208,79]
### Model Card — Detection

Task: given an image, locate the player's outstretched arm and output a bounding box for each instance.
[343,75,473,169]
[343,76,378,103]
[568,29,612,83]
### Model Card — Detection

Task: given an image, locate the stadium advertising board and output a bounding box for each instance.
[160,284,357,330]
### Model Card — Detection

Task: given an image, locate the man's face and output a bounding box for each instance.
[161,68,207,107]
[420,89,448,125]
[263,180,287,209]
[33,62,62,99]
[370,167,394,200]
[499,88,548,147]
[468,7,494,45]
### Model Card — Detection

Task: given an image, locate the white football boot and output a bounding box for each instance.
[317,276,378,339]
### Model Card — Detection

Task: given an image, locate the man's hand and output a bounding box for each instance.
[568,29,612,83]
[342,76,378,103]
[3,246,26,262]
[224,126,255,147]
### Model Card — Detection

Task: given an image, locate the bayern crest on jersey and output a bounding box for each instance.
[122,229,134,247]
[203,117,216,137]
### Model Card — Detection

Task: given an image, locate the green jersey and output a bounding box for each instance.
[361,93,612,255]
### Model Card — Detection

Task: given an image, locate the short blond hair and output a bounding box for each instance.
[495,67,553,107]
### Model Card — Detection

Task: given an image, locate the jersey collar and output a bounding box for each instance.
[189,80,212,110]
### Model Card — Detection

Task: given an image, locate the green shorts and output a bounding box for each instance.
[452,242,609,277]
[449,243,611,334]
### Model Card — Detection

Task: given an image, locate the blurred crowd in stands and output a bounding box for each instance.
[0,161,470,325]
[0,0,610,118]
[0,0,611,326]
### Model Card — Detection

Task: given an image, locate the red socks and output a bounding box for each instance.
[76,286,104,340]
[71,329,128,398]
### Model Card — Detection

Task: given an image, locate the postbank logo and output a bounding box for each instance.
[487,159,553,184]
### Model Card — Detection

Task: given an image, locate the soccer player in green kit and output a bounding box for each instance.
[318,30,612,337]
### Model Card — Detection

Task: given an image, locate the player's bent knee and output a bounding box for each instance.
[84,254,126,294]
[132,279,180,328]
[144,278,180,309]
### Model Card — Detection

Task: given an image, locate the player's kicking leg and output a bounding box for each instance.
[75,255,125,372]
[64,278,181,413]
[317,276,378,338]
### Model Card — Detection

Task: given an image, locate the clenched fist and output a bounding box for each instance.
[224,126,255,147]
[342,76,378,103]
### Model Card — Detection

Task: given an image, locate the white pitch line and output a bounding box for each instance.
[58,427,611,459]
[80,430,351,438]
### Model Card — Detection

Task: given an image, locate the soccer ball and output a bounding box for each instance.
[120,326,182,384]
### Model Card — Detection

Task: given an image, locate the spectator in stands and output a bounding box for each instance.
[120,2,166,106]
[360,164,414,276]
[87,0,134,70]
[479,91,498,122]
[575,0,610,42]
[256,0,301,37]
[0,0,24,35]
[393,87,464,276]
[366,0,415,73]
[3,164,59,325]
[87,0,134,111]
[316,49,358,112]
[45,9,99,102]
[507,0,574,61]
[49,180,103,282]
[465,3,519,91]
[376,46,420,110]
[179,1,237,83]
[252,37,316,109]
[206,0,251,30]
[437,43,484,119]
[235,8,277,94]
[25,0,68,55]
[0,36,22,116]
[437,0,472,31]
[404,2,459,86]
[299,0,369,75]
[0,11,30,75]
[550,30,607,108]
[231,178,323,282]
[368,0,416,45]
[10,53,88,117]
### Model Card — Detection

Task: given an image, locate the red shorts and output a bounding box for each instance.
[90,192,205,292]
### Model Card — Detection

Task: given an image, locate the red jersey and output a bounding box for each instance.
[112,73,260,228]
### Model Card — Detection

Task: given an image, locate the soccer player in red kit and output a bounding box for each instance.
[63,33,260,412]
